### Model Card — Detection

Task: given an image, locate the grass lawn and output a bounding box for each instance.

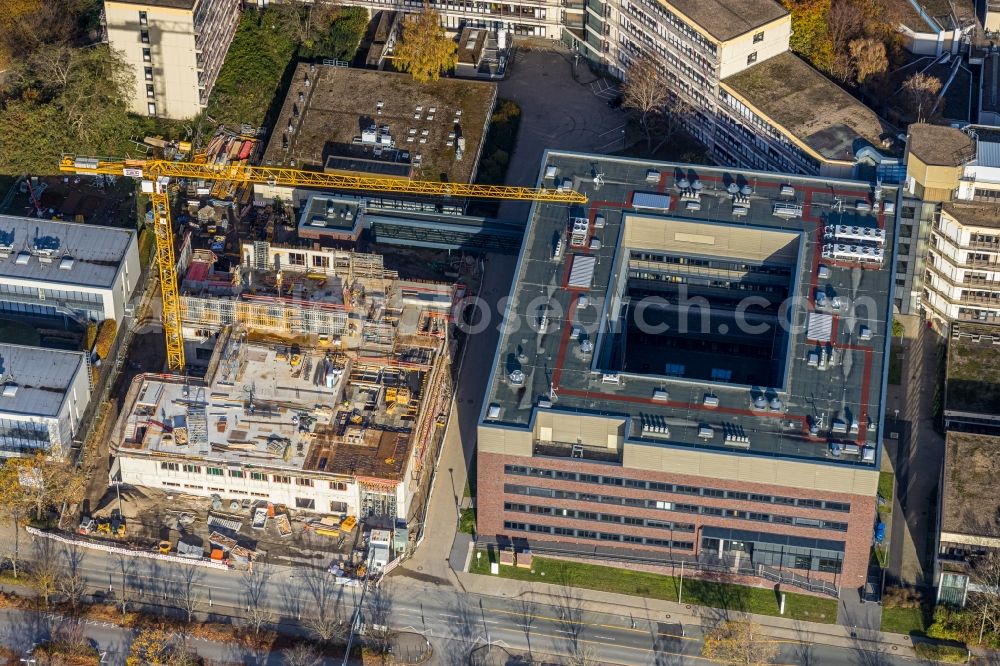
[878,470,894,514]
[470,551,836,623]
[888,345,904,385]
[881,605,928,636]
[0,319,41,347]
[458,508,476,535]
[914,643,968,663]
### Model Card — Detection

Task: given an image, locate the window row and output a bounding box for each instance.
[503,465,851,512]
[503,521,694,550]
[504,485,848,532]
[504,502,695,532]
[158,462,348,490]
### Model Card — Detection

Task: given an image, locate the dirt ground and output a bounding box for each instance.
[86,485,362,570]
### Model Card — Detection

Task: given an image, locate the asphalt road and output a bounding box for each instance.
[2,544,922,666]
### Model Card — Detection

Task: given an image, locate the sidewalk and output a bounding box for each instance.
[451,567,918,658]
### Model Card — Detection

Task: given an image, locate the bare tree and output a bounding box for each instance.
[566,644,601,666]
[272,0,338,46]
[26,538,60,609]
[241,562,275,637]
[970,550,1000,644]
[301,568,347,644]
[516,597,538,659]
[112,553,136,618]
[622,52,670,150]
[174,565,206,625]
[849,38,887,86]
[283,642,323,666]
[702,616,779,666]
[902,72,942,122]
[58,545,88,615]
[364,583,396,664]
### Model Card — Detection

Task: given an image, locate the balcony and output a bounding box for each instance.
[533,441,622,464]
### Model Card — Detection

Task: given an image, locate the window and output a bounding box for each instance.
[139,10,148,25]
[825,501,850,512]
[160,462,179,471]
[288,252,306,266]
[206,467,223,477]
[798,499,823,509]
[703,488,725,498]
[250,472,266,481]
[182,464,201,474]
[295,498,316,510]
[144,67,153,81]
[747,51,758,65]
[272,475,291,484]
[675,485,698,495]
[146,84,155,98]
[330,501,348,513]
[329,481,347,491]
[141,29,150,44]
[142,48,151,62]
[295,478,313,487]
[229,470,244,478]
[753,31,764,43]
[147,102,156,116]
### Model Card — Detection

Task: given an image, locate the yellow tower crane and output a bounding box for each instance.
[59,155,588,372]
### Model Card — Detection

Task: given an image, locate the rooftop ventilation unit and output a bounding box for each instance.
[772,202,803,218]
[59,256,74,270]
[727,182,740,195]
[508,369,525,386]
[14,252,30,265]
[779,185,795,197]
[2,384,17,398]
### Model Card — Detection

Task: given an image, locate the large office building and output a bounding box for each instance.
[0,345,92,458]
[477,152,897,596]
[902,124,1000,325]
[0,216,140,326]
[104,0,240,119]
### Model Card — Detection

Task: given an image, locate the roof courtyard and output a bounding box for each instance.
[262,63,495,185]
[482,151,896,467]
[946,323,1000,421]
[941,431,1000,539]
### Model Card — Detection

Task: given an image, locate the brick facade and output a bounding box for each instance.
[478,451,876,593]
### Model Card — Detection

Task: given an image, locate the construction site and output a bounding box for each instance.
[103,241,455,565]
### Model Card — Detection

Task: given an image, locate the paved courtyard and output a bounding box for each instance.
[496,47,626,221]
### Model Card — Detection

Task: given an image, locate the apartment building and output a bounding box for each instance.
[903,123,1000,325]
[573,0,895,178]
[105,0,240,119]
[0,216,140,326]
[338,0,568,40]
[478,152,896,597]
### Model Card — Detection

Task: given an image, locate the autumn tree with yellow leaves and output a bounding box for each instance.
[393,5,458,83]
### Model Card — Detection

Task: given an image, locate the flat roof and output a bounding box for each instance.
[947,323,1000,415]
[665,0,787,42]
[262,63,494,185]
[942,201,1000,229]
[723,52,890,162]
[482,151,895,466]
[907,123,975,167]
[942,431,1000,537]
[0,216,134,289]
[0,344,85,418]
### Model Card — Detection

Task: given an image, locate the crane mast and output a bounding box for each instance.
[59,155,587,372]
